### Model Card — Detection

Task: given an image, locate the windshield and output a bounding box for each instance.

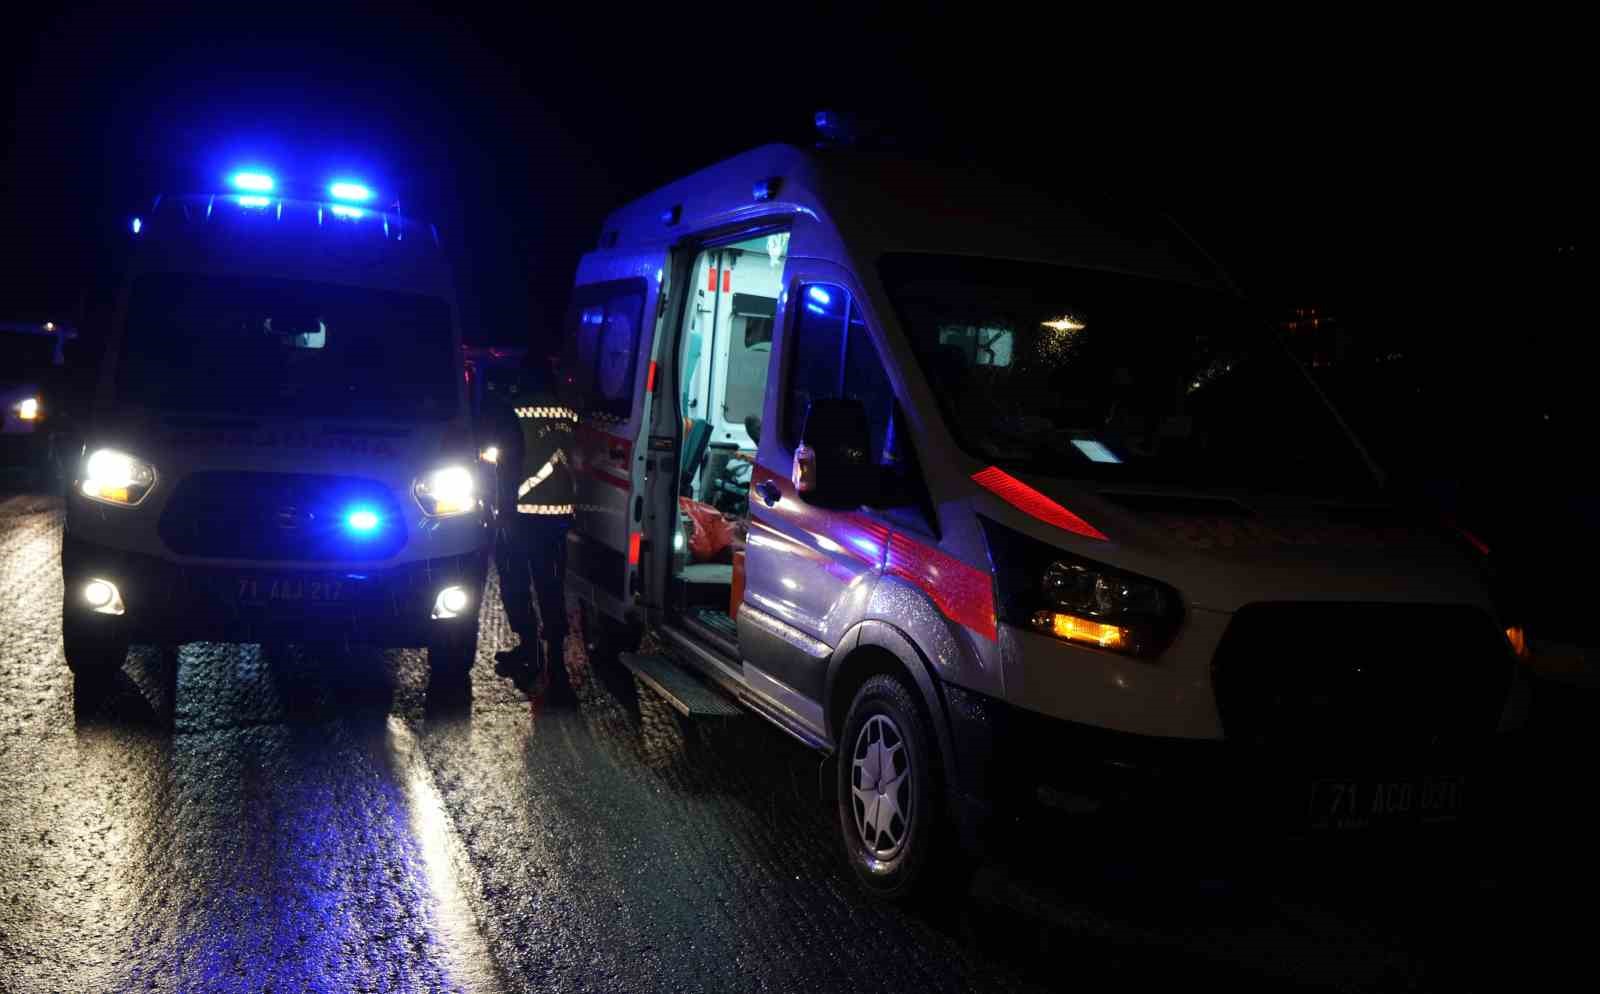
[879,254,1376,496]
[117,273,457,421]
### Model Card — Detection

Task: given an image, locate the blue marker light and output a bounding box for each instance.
[130,217,142,234]
[230,171,275,192]
[346,509,380,533]
[329,181,373,202]
[807,286,832,305]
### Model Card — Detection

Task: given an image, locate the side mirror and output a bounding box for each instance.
[795,397,874,509]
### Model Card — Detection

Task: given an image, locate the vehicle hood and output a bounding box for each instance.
[975,473,1494,615]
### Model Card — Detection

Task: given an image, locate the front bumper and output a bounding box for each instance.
[942,683,1528,852]
[62,534,486,646]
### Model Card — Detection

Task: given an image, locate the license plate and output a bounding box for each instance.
[1308,775,1466,830]
[237,575,344,605]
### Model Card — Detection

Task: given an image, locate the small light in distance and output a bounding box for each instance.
[479,446,499,464]
[17,398,40,420]
[1042,314,1086,333]
[131,217,142,234]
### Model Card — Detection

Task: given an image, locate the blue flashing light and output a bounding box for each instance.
[238,195,271,208]
[330,204,364,220]
[807,286,832,305]
[805,302,826,315]
[130,217,142,234]
[329,181,373,202]
[345,509,380,533]
[230,171,275,192]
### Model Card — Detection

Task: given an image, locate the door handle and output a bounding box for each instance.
[754,480,781,507]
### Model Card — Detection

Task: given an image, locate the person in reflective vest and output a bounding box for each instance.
[492,357,577,691]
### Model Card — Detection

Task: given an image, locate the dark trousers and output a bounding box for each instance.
[496,514,570,649]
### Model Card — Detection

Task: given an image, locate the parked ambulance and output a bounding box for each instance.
[61,172,488,680]
[559,139,1529,897]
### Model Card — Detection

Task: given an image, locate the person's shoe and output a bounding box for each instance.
[494,643,532,677]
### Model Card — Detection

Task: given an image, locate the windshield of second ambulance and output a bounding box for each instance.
[117,273,456,420]
[879,254,1377,496]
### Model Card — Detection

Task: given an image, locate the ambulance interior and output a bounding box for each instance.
[671,233,786,627]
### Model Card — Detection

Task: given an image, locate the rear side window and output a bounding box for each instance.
[560,278,647,419]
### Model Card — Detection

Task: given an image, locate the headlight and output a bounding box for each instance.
[80,448,157,506]
[982,517,1181,656]
[414,465,477,517]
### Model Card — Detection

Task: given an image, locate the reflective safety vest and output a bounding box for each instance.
[514,402,578,516]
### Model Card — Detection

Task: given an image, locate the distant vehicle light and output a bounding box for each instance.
[329,181,373,202]
[237,195,271,208]
[345,508,381,533]
[17,397,39,421]
[230,171,275,192]
[479,446,499,464]
[330,204,364,220]
[131,217,142,234]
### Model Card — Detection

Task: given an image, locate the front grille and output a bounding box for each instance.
[159,472,407,561]
[1212,603,1512,753]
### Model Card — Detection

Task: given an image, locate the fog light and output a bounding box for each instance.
[432,585,470,620]
[83,578,125,616]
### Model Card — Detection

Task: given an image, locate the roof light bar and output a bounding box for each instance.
[230,171,275,192]
[329,181,373,202]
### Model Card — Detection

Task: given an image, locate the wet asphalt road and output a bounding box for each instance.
[2,487,1597,993]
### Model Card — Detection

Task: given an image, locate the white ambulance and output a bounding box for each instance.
[560,139,1530,897]
[61,172,488,680]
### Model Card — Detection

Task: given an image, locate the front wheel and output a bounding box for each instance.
[428,622,478,686]
[836,673,952,900]
[62,616,129,680]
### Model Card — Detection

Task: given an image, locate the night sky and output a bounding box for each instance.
[5,8,1583,359]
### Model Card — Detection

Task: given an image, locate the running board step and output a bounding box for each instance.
[620,652,743,718]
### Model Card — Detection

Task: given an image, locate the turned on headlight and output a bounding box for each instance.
[80,448,157,506]
[414,465,476,517]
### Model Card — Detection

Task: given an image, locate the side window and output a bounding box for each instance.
[786,281,928,518]
[560,278,646,419]
[784,284,849,448]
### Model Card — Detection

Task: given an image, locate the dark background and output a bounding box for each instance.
[5,5,1590,635]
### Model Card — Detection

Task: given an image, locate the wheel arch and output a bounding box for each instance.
[825,619,956,786]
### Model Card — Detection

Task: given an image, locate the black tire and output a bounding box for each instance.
[836,673,951,900]
[62,615,129,680]
[428,623,477,684]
